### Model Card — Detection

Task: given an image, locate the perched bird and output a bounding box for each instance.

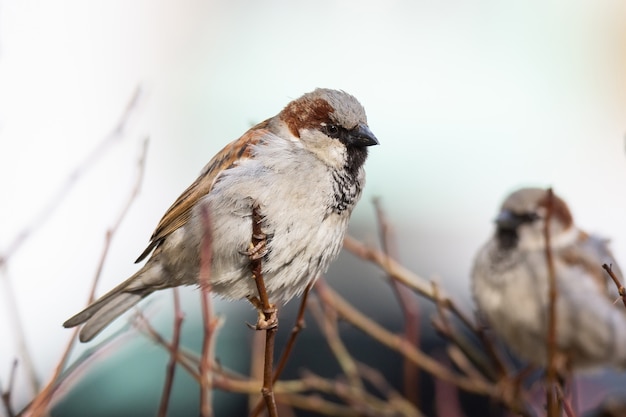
[471,187,626,369]
[64,88,378,342]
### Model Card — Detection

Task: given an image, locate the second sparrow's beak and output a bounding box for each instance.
[495,210,520,230]
[349,124,379,147]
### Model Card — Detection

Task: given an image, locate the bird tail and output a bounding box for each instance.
[63,269,154,342]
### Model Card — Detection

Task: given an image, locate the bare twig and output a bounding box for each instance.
[314,279,494,396]
[274,283,310,383]
[249,203,279,417]
[276,393,360,417]
[0,266,39,395]
[135,313,201,381]
[157,288,184,417]
[373,199,421,406]
[250,282,312,417]
[556,385,578,417]
[1,359,18,417]
[199,203,216,417]
[434,356,466,417]
[308,297,364,391]
[21,136,149,417]
[602,263,626,308]
[356,362,422,417]
[0,85,144,264]
[343,236,476,331]
[431,281,497,382]
[543,188,560,417]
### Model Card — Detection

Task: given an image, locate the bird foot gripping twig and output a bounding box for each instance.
[248,203,279,417]
[246,296,278,330]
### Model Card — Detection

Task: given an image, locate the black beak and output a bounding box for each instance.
[495,210,521,230]
[495,209,538,230]
[348,124,379,147]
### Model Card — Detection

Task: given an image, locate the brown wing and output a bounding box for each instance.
[135,121,270,263]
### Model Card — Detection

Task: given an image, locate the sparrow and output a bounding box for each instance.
[64,88,379,342]
[471,187,626,369]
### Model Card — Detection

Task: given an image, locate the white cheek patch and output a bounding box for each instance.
[299,129,347,169]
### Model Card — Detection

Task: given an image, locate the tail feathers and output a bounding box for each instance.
[78,292,145,342]
[64,269,156,342]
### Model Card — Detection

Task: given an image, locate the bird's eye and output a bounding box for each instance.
[324,124,340,138]
[519,212,540,223]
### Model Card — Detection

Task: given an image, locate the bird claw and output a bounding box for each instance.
[240,240,268,260]
[246,296,278,330]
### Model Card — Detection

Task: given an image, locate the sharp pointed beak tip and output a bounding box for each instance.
[354,124,379,147]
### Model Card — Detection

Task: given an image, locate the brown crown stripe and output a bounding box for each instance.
[280,98,334,138]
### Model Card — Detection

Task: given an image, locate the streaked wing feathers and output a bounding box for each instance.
[135,122,269,263]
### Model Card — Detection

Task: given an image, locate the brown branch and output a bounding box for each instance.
[273,282,310,383]
[314,279,495,396]
[431,282,498,382]
[135,313,201,381]
[356,362,422,417]
[249,203,278,417]
[602,263,626,308]
[250,282,312,417]
[199,203,216,417]
[1,359,18,417]
[20,136,149,417]
[275,393,360,417]
[543,188,560,417]
[433,356,467,417]
[246,204,280,416]
[157,288,185,417]
[345,234,508,381]
[308,297,364,392]
[343,235,477,332]
[555,385,578,417]
[373,198,421,406]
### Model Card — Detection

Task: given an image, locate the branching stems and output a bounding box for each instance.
[157,288,184,417]
[602,263,626,308]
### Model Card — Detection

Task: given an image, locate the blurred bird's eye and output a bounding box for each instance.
[324,124,340,138]
[520,212,540,223]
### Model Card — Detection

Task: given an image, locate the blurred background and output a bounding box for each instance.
[1,0,625,415]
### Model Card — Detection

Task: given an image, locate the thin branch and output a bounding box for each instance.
[20,136,149,417]
[602,263,626,308]
[199,203,216,417]
[314,279,495,397]
[250,282,312,417]
[135,313,201,381]
[433,356,467,417]
[157,288,185,417]
[0,359,18,417]
[249,203,278,417]
[431,281,497,382]
[373,198,421,406]
[308,297,363,391]
[343,236,476,331]
[275,393,360,417]
[273,283,310,383]
[0,85,144,264]
[556,385,578,417]
[356,362,422,417]
[0,266,39,395]
[543,188,560,417]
